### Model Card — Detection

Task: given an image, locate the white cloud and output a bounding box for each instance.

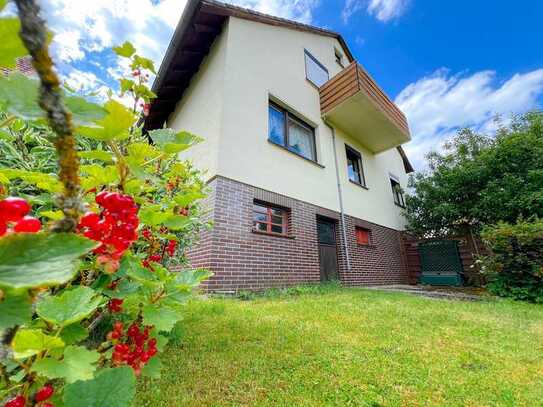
[395,68,543,169]
[343,0,409,23]
[228,0,319,24]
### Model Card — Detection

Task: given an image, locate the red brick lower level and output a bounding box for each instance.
[187,176,409,292]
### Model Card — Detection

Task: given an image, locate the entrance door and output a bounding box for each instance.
[317,218,339,282]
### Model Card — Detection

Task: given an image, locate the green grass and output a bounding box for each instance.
[137,287,543,406]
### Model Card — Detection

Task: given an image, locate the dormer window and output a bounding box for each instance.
[304,50,329,87]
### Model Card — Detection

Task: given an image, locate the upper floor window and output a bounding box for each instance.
[335,48,344,68]
[253,201,288,236]
[268,101,317,162]
[390,178,405,207]
[304,50,329,87]
[346,145,366,187]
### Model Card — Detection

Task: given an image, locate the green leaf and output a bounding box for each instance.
[12,328,65,359]
[131,55,156,74]
[0,169,62,193]
[64,367,136,407]
[0,233,98,289]
[0,18,27,68]
[173,191,206,207]
[39,210,64,221]
[0,290,32,331]
[143,304,182,332]
[33,345,100,383]
[0,73,42,120]
[174,269,213,288]
[60,324,89,345]
[36,287,102,327]
[124,256,161,287]
[139,205,172,226]
[65,96,107,126]
[78,100,135,141]
[141,356,162,378]
[78,150,115,163]
[163,214,190,231]
[149,129,202,154]
[1,1,8,12]
[113,41,136,58]
[119,78,134,94]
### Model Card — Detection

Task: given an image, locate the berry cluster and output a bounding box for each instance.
[4,384,55,407]
[108,322,157,376]
[0,197,41,237]
[78,192,139,271]
[107,298,124,313]
[166,240,177,256]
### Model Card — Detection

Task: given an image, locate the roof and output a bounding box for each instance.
[144,0,415,173]
[144,0,354,131]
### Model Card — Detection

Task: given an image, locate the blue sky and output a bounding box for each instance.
[10,0,542,169]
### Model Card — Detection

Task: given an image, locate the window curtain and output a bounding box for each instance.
[288,119,314,160]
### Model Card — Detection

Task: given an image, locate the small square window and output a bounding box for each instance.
[355,227,370,245]
[253,201,288,236]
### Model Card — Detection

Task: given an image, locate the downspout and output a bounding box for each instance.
[325,121,352,273]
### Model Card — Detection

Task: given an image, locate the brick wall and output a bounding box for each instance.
[187,176,409,292]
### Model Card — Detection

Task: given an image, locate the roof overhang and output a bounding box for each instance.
[144,0,355,132]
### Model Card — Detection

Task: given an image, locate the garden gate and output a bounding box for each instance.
[418,240,463,286]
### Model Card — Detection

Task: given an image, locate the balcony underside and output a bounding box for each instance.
[320,63,411,154]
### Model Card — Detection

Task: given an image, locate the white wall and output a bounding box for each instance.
[167,22,229,179]
[168,16,410,231]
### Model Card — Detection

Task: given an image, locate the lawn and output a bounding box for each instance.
[137,287,543,406]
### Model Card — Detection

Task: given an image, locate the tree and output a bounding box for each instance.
[405,111,543,237]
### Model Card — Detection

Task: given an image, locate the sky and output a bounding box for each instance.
[5,0,543,170]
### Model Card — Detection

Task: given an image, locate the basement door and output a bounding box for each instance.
[317,218,339,282]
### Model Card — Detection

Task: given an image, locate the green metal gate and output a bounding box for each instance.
[418,240,463,286]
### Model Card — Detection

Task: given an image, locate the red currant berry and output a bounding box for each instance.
[0,222,7,237]
[95,190,109,206]
[79,212,101,228]
[42,403,55,407]
[114,321,123,332]
[35,384,54,401]
[13,216,41,233]
[4,395,26,407]
[0,197,31,222]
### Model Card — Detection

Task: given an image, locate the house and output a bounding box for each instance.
[144,0,414,292]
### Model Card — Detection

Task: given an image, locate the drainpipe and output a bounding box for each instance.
[325,121,352,273]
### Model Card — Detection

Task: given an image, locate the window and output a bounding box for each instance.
[304,50,329,87]
[390,178,405,207]
[268,102,317,161]
[355,227,370,245]
[346,145,366,186]
[253,202,288,235]
[335,48,344,68]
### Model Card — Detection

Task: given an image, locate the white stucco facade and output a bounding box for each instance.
[168,16,410,231]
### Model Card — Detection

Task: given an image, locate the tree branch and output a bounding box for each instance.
[14,0,82,232]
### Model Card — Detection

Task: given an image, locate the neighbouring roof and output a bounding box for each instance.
[144,0,354,131]
[144,0,415,173]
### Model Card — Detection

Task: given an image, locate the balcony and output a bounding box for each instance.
[319,62,410,153]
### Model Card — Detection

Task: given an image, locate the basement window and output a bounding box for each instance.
[253,201,288,236]
[355,227,371,246]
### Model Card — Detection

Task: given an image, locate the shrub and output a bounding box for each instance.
[481,220,543,302]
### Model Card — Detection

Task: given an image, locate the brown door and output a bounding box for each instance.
[317,218,339,281]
